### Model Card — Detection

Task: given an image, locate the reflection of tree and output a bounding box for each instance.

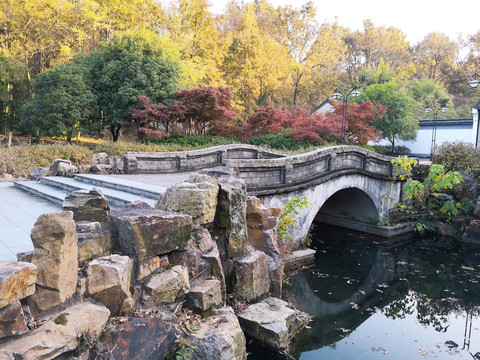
[381,242,480,332]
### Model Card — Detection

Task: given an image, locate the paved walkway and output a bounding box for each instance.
[0,173,195,262]
[0,182,60,261]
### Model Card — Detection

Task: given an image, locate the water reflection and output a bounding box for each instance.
[248,224,480,359]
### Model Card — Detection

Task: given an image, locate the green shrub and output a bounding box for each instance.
[243,129,318,151]
[372,145,411,156]
[433,141,480,180]
[145,134,238,148]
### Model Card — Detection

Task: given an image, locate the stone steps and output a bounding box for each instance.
[14,176,161,208]
[74,174,166,200]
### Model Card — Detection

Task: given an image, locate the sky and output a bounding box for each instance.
[206,0,480,45]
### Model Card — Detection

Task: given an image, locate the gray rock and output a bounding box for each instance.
[234,250,270,302]
[463,219,480,244]
[1,302,110,359]
[188,278,223,311]
[202,243,227,301]
[111,207,192,261]
[216,177,248,258]
[143,265,190,306]
[0,350,14,360]
[76,222,114,265]
[63,189,110,223]
[29,166,51,180]
[237,297,310,353]
[29,212,78,311]
[0,261,37,309]
[86,254,133,315]
[49,159,78,177]
[156,174,219,226]
[98,317,175,360]
[0,300,28,338]
[188,307,246,360]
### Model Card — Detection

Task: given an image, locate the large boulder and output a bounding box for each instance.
[156,174,219,226]
[29,212,78,311]
[1,302,110,359]
[234,250,270,302]
[188,307,246,360]
[143,265,190,306]
[86,254,133,315]
[216,177,248,258]
[0,261,37,309]
[246,196,281,259]
[237,297,310,353]
[63,189,110,222]
[111,208,192,260]
[49,159,78,177]
[97,317,175,360]
[0,301,28,338]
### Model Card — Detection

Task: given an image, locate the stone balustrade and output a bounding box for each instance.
[225,145,394,195]
[124,144,286,174]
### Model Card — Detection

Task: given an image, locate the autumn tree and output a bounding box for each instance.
[172,87,237,135]
[137,87,238,137]
[164,0,224,87]
[323,100,385,143]
[413,32,457,84]
[239,103,289,140]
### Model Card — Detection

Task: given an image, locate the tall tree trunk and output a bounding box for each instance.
[110,124,121,142]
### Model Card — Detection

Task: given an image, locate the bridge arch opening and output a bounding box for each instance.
[315,187,379,224]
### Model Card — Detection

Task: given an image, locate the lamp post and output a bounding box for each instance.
[424,105,448,160]
[331,86,361,143]
[468,73,480,147]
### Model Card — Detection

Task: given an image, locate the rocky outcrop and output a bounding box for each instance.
[86,254,133,315]
[0,350,14,360]
[234,250,270,302]
[237,297,310,353]
[246,197,281,259]
[0,301,28,338]
[29,212,78,311]
[1,302,110,359]
[156,174,219,225]
[63,189,110,222]
[216,177,248,258]
[188,307,246,360]
[0,261,37,309]
[98,317,175,360]
[111,207,192,260]
[143,265,190,306]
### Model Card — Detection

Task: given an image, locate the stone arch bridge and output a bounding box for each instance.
[125,144,402,244]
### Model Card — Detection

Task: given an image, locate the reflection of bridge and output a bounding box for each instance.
[125,144,403,245]
[284,241,410,356]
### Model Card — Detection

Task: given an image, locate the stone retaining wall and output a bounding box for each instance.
[124,144,286,174]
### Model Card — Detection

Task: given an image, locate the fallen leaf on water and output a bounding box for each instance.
[419,348,429,358]
[371,347,388,355]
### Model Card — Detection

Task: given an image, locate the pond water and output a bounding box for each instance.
[248,224,480,360]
